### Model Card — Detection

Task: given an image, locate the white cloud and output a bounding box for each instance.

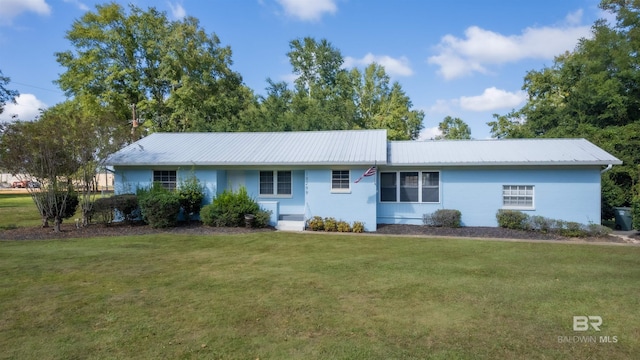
[428,12,592,80]
[459,87,527,112]
[0,0,51,25]
[276,0,337,21]
[0,94,46,122]
[167,1,186,19]
[418,126,441,141]
[62,0,89,12]
[343,53,413,77]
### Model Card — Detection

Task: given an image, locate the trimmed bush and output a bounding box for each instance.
[200,187,263,227]
[307,216,324,231]
[178,175,205,222]
[336,220,351,232]
[352,221,365,233]
[423,209,461,228]
[254,209,273,228]
[528,215,554,233]
[496,210,530,230]
[137,183,181,228]
[324,217,337,232]
[90,194,139,225]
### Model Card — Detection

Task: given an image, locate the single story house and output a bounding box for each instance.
[105,129,622,231]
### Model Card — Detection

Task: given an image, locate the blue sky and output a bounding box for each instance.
[0,0,608,139]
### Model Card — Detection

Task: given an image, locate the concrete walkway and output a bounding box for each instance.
[611,230,640,244]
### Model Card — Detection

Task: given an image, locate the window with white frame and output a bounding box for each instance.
[502,185,534,209]
[380,171,440,203]
[331,170,350,191]
[153,170,177,191]
[260,170,292,196]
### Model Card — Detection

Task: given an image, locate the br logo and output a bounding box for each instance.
[573,316,602,331]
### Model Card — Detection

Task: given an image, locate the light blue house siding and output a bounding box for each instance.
[377,166,602,227]
[305,168,378,232]
[113,167,220,203]
[114,166,378,230]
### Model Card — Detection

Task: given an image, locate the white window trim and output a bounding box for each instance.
[331,170,351,193]
[259,170,293,198]
[153,170,177,191]
[380,170,441,204]
[502,185,535,210]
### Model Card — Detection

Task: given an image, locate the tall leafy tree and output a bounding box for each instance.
[352,64,424,140]
[436,116,471,139]
[55,2,248,135]
[0,70,19,116]
[487,0,640,219]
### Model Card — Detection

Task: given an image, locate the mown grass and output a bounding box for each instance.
[0,193,42,229]
[1,232,639,359]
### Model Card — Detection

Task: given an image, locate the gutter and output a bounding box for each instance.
[600,164,613,174]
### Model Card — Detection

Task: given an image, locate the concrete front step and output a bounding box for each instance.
[276,220,305,232]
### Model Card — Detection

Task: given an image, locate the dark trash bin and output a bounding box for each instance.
[613,207,633,231]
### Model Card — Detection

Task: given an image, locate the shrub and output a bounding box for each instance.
[336,220,351,232]
[200,187,261,227]
[307,216,324,231]
[352,221,365,233]
[496,210,530,230]
[90,194,139,225]
[254,209,273,228]
[178,174,205,222]
[528,215,554,233]
[633,195,640,230]
[137,183,181,228]
[423,209,461,228]
[324,217,337,232]
[587,223,612,237]
[560,221,588,237]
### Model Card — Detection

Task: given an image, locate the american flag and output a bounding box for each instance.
[354,166,376,183]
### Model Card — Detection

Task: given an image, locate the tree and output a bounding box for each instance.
[0,70,19,116]
[487,0,640,219]
[436,116,471,140]
[352,64,424,140]
[55,2,248,136]
[0,100,128,231]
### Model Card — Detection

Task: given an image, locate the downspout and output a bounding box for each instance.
[601,164,613,174]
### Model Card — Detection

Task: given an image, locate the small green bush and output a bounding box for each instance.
[137,183,181,228]
[90,194,139,225]
[423,209,461,228]
[528,215,554,233]
[178,174,205,222]
[200,187,261,227]
[560,221,588,237]
[307,216,324,231]
[496,210,530,230]
[632,195,640,230]
[254,209,273,228]
[324,217,337,232]
[352,221,365,233]
[336,220,351,232]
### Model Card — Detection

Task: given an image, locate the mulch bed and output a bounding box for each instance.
[0,221,632,243]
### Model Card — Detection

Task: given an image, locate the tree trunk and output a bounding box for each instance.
[41,216,49,228]
[53,217,62,233]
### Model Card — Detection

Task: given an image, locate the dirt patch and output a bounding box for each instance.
[0,221,631,244]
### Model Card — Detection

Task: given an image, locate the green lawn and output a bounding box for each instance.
[0,193,43,229]
[1,232,639,359]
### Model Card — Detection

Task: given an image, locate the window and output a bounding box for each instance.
[153,170,177,191]
[380,172,397,202]
[381,171,440,203]
[260,171,292,196]
[332,170,350,191]
[503,185,534,209]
